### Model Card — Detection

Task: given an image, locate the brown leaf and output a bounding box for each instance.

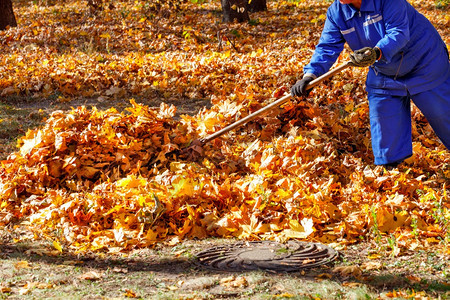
[78,271,103,281]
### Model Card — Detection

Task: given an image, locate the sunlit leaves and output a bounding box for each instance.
[0,0,448,254]
[2,96,448,254]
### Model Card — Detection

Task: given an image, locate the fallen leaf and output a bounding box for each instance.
[15,261,32,269]
[53,240,63,253]
[78,271,103,281]
[124,289,138,298]
[406,275,422,284]
[220,276,248,288]
[112,267,128,273]
[332,266,363,279]
[316,273,333,279]
[361,261,383,271]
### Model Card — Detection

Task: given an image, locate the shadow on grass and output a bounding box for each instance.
[1,239,449,296]
[0,241,193,275]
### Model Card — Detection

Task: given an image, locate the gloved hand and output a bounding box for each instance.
[350,47,381,67]
[290,76,314,97]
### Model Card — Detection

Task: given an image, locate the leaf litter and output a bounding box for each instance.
[0,0,448,260]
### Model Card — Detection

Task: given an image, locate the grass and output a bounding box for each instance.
[1,230,449,299]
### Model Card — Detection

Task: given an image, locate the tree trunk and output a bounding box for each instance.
[248,0,266,12]
[0,0,17,30]
[221,0,249,23]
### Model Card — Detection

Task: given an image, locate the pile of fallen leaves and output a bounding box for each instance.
[1,95,448,254]
[0,0,449,254]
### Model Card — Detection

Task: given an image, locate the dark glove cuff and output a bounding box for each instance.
[374,47,382,61]
[303,75,315,82]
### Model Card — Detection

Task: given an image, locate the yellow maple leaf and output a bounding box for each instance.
[171,177,196,197]
[116,175,147,189]
[53,240,63,253]
[282,218,314,239]
[19,131,43,156]
[377,209,408,232]
[145,229,158,242]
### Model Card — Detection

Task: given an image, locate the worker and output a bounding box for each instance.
[291,0,450,168]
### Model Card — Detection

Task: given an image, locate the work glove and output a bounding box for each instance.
[290,75,315,97]
[350,47,381,67]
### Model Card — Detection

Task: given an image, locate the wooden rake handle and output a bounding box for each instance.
[200,61,353,145]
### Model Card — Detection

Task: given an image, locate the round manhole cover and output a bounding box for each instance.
[194,241,338,272]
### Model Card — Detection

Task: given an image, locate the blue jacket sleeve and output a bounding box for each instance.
[303,9,346,77]
[375,0,410,63]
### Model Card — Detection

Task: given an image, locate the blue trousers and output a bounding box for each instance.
[368,75,450,165]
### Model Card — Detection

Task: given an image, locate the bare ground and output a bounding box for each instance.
[0,228,449,299]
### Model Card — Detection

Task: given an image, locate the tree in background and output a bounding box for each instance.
[222,0,266,23]
[0,0,17,30]
[248,0,266,12]
[221,0,249,22]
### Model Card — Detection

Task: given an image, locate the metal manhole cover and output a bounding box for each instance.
[194,241,338,272]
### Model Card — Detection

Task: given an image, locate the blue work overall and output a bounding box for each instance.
[303,0,450,165]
